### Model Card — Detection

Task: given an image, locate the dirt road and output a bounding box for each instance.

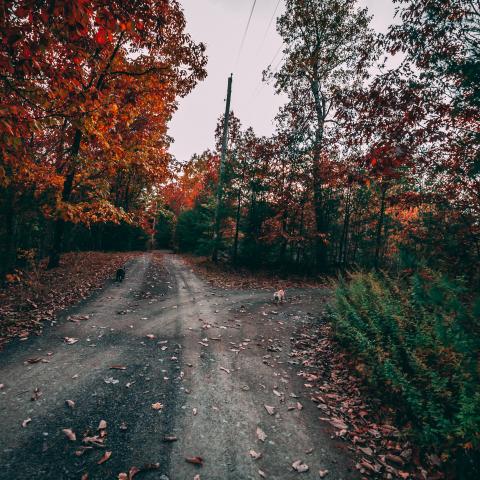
[0,252,355,479]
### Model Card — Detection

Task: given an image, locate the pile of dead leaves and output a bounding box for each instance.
[291,321,446,480]
[0,251,140,348]
[181,254,327,290]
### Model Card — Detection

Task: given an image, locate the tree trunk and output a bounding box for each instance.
[48,129,82,269]
[310,78,328,273]
[1,185,17,279]
[374,184,388,270]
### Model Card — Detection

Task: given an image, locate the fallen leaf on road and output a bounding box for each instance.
[120,421,127,431]
[198,341,209,347]
[320,417,348,430]
[264,405,275,415]
[193,408,198,416]
[26,357,43,364]
[104,377,119,385]
[97,451,111,464]
[22,418,31,427]
[256,427,267,442]
[65,400,75,409]
[64,337,79,345]
[31,387,41,401]
[163,435,178,442]
[118,474,128,480]
[194,475,201,480]
[249,450,262,460]
[98,420,107,430]
[220,367,230,374]
[82,435,104,447]
[146,334,156,339]
[151,402,164,410]
[128,466,140,478]
[292,460,309,473]
[258,470,267,478]
[81,474,88,480]
[75,446,93,456]
[62,428,76,441]
[110,365,127,370]
[319,470,329,478]
[185,456,204,466]
[296,402,303,410]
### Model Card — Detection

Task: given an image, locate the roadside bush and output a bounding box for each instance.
[330,271,480,470]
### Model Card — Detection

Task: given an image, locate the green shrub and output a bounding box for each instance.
[330,271,480,458]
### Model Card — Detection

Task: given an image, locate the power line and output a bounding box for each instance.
[258,0,282,54]
[235,0,257,68]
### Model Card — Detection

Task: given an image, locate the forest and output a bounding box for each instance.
[1,0,479,478]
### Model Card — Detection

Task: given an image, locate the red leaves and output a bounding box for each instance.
[95,28,108,45]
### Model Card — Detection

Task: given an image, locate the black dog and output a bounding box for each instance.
[116,267,126,282]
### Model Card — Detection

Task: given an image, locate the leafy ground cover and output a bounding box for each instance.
[0,252,141,347]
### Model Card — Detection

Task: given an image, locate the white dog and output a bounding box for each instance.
[273,289,286,304]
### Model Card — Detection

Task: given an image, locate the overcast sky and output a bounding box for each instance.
[168,0,396,163]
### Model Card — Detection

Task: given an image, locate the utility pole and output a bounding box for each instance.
[212,74,233,262]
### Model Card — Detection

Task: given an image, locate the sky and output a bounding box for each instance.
[168,0,397,163]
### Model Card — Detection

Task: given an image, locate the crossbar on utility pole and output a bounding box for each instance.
[212,74,233,262]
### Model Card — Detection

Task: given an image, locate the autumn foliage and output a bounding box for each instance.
[0,0,206,274]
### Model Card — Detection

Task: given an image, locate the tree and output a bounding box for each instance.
[269,0,375,272]
[0,0,207,272]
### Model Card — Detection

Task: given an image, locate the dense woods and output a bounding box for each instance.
[1,0,479,477]
[0,0,206,277]
[166,0,479,284]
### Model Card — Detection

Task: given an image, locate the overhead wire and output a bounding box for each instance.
[234,0,258,69]
[258,0,282,54]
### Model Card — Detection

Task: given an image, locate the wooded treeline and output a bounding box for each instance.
[165,0,479,287]
[0,0,206,279]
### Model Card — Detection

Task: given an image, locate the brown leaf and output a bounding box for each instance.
[249,450,262,460]
[62,428,76,441]
[146,334,156,339]
[64,337,79,345]
[97,451,112,464]
[75,446,93,457]
[292,460,309,473]
[81,474,89,480]
[110,365,127,370]
[258,470,267,478]
[128,466,140,478]
[118,474,128,480]
[256,427,267,442]
[31,387,42,401]
[82,435,104,447]
[185,456,204,466]
[151,402,164,410]
[98,419,107,430]
[26,357,43,364]
[318,470,329,478]
[296,402,303,410]
[264,405,275,415]
[194,475,201,480]
[65,399,75,409]
[163,435,178,442]
[22,418,31,428]
[220,367,230,374]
